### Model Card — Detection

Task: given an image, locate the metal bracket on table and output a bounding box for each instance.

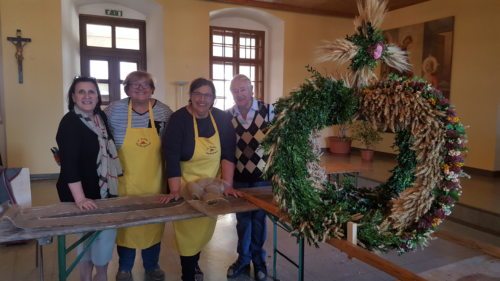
[58,231,101,281]
[268,214,304,281]
[36,236,53,281]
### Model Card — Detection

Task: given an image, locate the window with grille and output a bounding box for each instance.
[210,26,265,110]
[79,15,146,104]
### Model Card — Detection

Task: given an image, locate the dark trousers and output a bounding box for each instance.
[234,181,268,267]
[117,242,161,272]
[180,252,200,281]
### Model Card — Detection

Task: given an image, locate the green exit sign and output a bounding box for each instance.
[105,9,123,17]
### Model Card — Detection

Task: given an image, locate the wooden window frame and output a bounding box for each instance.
[209,26,265,103]
[79,14,146,103]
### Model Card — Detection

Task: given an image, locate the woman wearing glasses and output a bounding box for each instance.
[56,76,122,281]
[105,71,172,281]
[160,77,239,281]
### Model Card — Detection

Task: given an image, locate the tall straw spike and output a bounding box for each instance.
[354,0,388,30]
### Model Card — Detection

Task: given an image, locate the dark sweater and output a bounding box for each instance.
[56,111,111,202]
[163,107,236,178]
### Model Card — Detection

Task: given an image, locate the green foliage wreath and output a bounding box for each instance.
[263,68,467,253]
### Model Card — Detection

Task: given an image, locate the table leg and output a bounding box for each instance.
[57,235,66,281]
[273,219,278,280]
[298,237,304,281]
[269,215,305,281]
[57,231,100,281]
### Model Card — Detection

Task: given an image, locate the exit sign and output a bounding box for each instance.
[105,9,123,17]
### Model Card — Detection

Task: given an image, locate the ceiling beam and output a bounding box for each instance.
[205,0,356,18]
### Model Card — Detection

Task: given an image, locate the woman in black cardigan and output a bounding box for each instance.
[56,76,122,281]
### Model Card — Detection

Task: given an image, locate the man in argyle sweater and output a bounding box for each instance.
[226,74,274,281]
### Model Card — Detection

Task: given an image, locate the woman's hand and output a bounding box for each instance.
[159,192,181,204]
[75,198,97,210]
[223,186,242,198]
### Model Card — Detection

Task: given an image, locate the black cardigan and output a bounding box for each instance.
[56,111,111,202]
[163,107,236,178]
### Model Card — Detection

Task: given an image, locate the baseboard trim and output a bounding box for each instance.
[463,166,500,177]
[31,173,58,181]
[447,216,500,238]
[455,202,500,218]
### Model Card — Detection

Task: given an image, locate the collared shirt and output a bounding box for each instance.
[228,99,275,129]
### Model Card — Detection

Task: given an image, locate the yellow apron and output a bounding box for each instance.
[116,101,164,249]
[173,111,220,256]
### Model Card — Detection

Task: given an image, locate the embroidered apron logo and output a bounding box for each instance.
[206,145,218,155]
[136,137,151,147]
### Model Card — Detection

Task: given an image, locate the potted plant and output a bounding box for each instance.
[328,123,352,154]
[351,120,382,161]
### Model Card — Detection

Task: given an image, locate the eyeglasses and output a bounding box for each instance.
[191,91,214,99]
[129,82,152,89]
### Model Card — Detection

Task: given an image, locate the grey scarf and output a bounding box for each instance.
[74,107,122,198]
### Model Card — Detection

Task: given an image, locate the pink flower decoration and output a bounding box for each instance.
[372,43,383,60]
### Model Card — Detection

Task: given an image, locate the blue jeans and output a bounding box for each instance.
[234,181,268,267]
[117,242,161,272]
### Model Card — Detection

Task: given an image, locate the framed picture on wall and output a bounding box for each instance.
[380,17,455,99]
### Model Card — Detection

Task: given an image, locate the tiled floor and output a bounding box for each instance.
[0,152,499,281]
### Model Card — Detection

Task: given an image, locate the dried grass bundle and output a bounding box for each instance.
[316,39,358,65]
[353,67,377,88]
[383,45,412,73]
[354,0,388,30]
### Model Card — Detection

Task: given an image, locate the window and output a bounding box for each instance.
[210,26,265,110]
[80,15,146,103]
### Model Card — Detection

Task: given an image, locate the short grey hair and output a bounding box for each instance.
[231,74,251,84]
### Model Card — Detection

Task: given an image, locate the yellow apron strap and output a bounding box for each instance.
[127,100,156,129]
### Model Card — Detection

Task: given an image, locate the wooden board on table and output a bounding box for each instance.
[0,187,272,242]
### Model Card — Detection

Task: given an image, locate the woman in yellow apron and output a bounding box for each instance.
[160,78,239,281]
[106,71,172,281]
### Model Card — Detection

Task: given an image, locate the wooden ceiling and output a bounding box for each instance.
[207,0,430,18]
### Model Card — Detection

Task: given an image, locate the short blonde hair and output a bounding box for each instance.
[123,70,156,93]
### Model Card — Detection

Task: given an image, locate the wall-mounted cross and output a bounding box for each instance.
[7,29,31,84]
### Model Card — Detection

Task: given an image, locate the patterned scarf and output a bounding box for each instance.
[74,107,123,199]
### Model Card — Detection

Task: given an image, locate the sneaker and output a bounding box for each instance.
[145,268,165,281]
[116,271,133,281]
[194,264,204,281]
[226,260,251,278]
[254,265,267,281]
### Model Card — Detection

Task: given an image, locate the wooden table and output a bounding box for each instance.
[0,194,261,281]
[1,176,426,281]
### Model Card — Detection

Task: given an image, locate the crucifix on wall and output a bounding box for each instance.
[7,29,31,84]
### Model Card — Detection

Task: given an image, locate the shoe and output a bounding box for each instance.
[254,265,267,281]
[116,271,133,281]
[226,260,251,278]
[194,264,204,281]
[145,268,165,281]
